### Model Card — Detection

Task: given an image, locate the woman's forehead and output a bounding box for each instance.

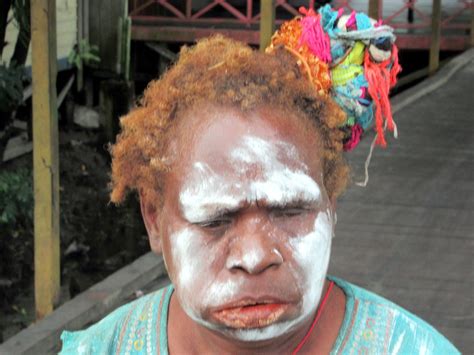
[162,104,326,218]
[173,103,322,174]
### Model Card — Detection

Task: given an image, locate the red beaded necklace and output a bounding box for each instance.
[291,280,335,355]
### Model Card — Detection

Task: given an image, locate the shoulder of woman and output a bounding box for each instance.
[330,277,460,354]
[59,288,167,354]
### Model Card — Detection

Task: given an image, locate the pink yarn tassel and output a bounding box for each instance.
[343,124,363,151]
[299,11,331,63]
[346,11,357,30]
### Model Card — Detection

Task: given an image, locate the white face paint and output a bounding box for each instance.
[179,162,243,224]
[170,227,244,325]
[170,135,333,342]
[226,247,266,273]
[288,210,333,325]
[180,136,322,224]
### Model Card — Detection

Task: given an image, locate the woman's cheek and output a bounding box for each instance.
[287,210,333,314]
[170,228,203,296]
[170,228,214,313]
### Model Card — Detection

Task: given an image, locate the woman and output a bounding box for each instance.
[61,6,459,354]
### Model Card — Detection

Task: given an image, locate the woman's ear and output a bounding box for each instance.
[329,196,337,237]
[139,191,162,254]
[330,196,337,217]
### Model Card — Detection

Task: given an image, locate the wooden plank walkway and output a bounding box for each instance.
[330,55,474,353]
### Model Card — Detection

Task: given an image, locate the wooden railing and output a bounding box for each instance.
[130,0,313,25]
[129,0,473,51]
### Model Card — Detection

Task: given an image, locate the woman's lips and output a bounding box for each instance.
[211,301,291,329]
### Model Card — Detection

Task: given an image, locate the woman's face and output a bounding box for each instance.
[146,104,335,342]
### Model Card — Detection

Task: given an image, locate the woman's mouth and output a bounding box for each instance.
[211,300,291,328]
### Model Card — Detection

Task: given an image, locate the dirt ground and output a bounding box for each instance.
[0,128,149,342]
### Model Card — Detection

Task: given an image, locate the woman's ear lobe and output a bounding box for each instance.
[329,196,337,233]
[139,192,163,254]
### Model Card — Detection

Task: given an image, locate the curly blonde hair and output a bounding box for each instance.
[110,35,349,205]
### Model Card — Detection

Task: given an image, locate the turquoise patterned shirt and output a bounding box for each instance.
[60,277,459,354]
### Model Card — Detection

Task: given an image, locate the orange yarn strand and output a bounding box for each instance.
[390,44,402,87]
[364,47,401,147]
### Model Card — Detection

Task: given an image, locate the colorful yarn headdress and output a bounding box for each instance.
[266,5,401,152]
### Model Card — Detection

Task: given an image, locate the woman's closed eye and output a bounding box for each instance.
[196,217,233,229]
[270,207,310,218]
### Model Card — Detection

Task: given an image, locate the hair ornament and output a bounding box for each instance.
[267,4,402,151]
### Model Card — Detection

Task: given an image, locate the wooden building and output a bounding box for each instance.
[2,0,78,71]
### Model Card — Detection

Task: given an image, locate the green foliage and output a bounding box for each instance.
[12,0,31,48]
[0,62,24,113]
[0,168,32,228]
[11,304,27,317]
[0,168,33,295]
[68,39,101,70]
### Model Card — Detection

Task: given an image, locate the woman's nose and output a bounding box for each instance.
[225,217,283,275]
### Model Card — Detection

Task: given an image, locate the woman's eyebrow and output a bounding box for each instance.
[202,204,241,219]
[181,199,246,223]
[263,196,320,209]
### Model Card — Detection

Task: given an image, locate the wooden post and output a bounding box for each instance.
[76,0,84,91]
[429,0,442,75]
[123,17,132,82]
[408,0,414,23]
[117,0,131,80]
[259,0,275,51]
[100,80,133,143]
[31,0,60,320]
[117,16,124,74]
[368,0,380,20]
[117,16,132,81]
[471,0,474,47]
[77,0,89,92]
